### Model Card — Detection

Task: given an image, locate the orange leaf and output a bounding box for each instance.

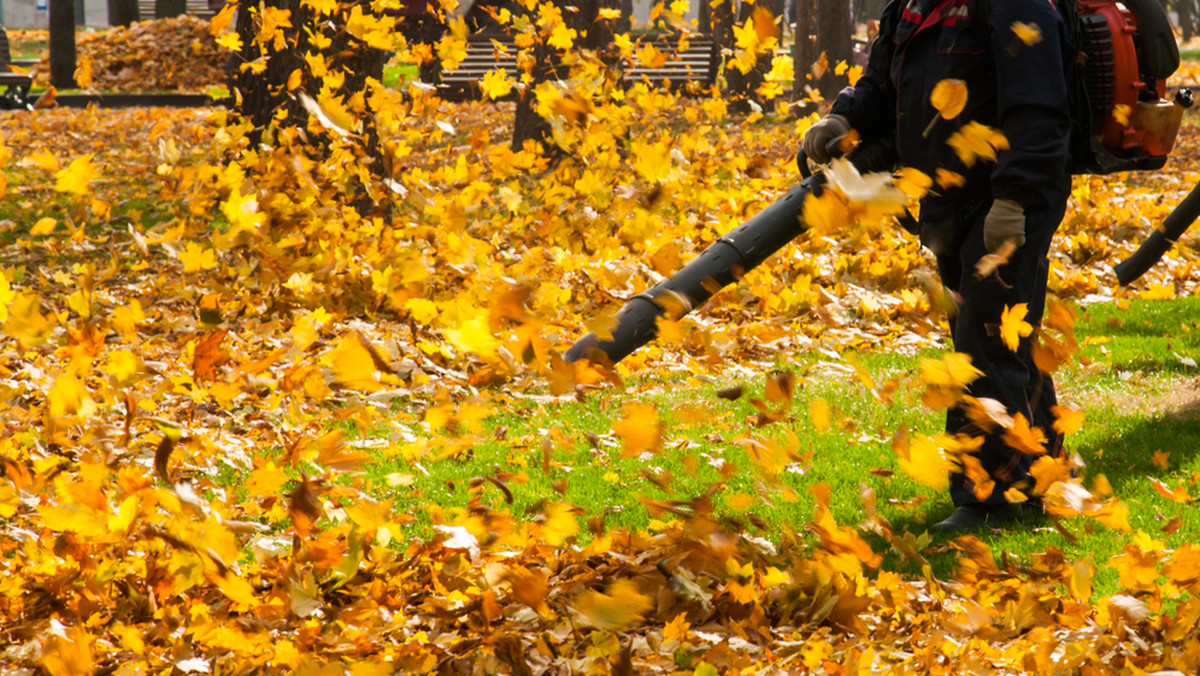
[612,401,660,457]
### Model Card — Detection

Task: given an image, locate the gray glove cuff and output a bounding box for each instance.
[983,199,1027,254]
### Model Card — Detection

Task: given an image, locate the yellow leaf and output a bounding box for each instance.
[1112,103,1132,127]
[479,68,513,100]
[548,23,577,50]
[897,433,953,491]
[286,68,303,91]
[809,397,830,433]
[999,303,1033,352]
[215,31,242,51]
[1086,498,1131,531]
[214,571,259,607]
[74,55,94,88]
[663,612,691,642]
[1030,455,1072,495]
[1003,486,1028,503]
[4,293,53,347]
[329,332,384,392]
[638,41,668,69]
[1140,282,1175,300]
[801,189,851,236]
[947,121,1009,167]
[445,315,500,358]
[178,242,218,273]
[598,6,621,19]
[54,155,98,195]
[1051,405,1084,436]
[1149,477,1192,504]
[631,139,673,183]
[30,217,57,235]
[47,374,96,419]
[935,168,966,188]
[0,270,12,323]
[1003,413,1046,455]
[540,502,580,546]
[1066,558,1093,601]
[25,149,60,171]
[1152,449,1171,469]
[102,349,141,385]
[930,79,968,120]
[751,5,779,42]
[403,298,439,324]
[920,352,982,389]
[209,0,236,34]
[612,401,660,457]
[40,623,93,676]
[110,299,145,340]
[894,167,932,199]
[574,579,652,630]
[1011,21,1043,46]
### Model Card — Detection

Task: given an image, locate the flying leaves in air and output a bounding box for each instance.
[948,121,1010,167]
[1000,302,1033,351]
[925,78,967,136]
[1011,21,1043,46]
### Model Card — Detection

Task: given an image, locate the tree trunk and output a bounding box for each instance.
[107,0,140,26]
[511,0,619,151]
[155,0,188,19]
[231,0,308,135]
[793,0,853,108]
[724,0,783,113]
[1181,0,1195,42]
[49,0,77,89]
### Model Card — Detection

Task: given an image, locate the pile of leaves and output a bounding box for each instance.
[31,16,226,92]
[3,2,1200,671]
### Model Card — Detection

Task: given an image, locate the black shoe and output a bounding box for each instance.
[932,504,1024,532]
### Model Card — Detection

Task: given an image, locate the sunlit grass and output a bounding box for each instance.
[358,294,1200,595]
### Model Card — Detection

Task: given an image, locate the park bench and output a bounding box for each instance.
[0,26,33,110]
[433,32,720,101]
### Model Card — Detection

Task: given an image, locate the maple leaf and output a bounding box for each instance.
[999,303,1033,352]
[631,139,673,183]
[54,155,98,195]
[1051,405,1085,436]
[548,23,577,50]
[947,121,1009,167]
[178,242,219,273]
[479,68,514,100]
[1003,413,1047,455]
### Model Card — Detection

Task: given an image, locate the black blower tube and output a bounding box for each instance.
[564,141,897,365]
[1114,180,1200,286]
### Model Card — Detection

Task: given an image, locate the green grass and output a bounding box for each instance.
[352,295,1200,595]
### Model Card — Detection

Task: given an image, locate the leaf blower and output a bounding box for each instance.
[565,0,1193,365]
[563,142,897,364]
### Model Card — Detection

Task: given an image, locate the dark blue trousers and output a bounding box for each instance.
[934,197,1068,508]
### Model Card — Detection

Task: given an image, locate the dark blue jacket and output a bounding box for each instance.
[831,0,1073,220]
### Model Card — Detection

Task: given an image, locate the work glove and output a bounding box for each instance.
[802,114,851,164]
[983,199,1026,253]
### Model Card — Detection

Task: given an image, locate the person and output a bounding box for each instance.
[802,0,1073,530]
